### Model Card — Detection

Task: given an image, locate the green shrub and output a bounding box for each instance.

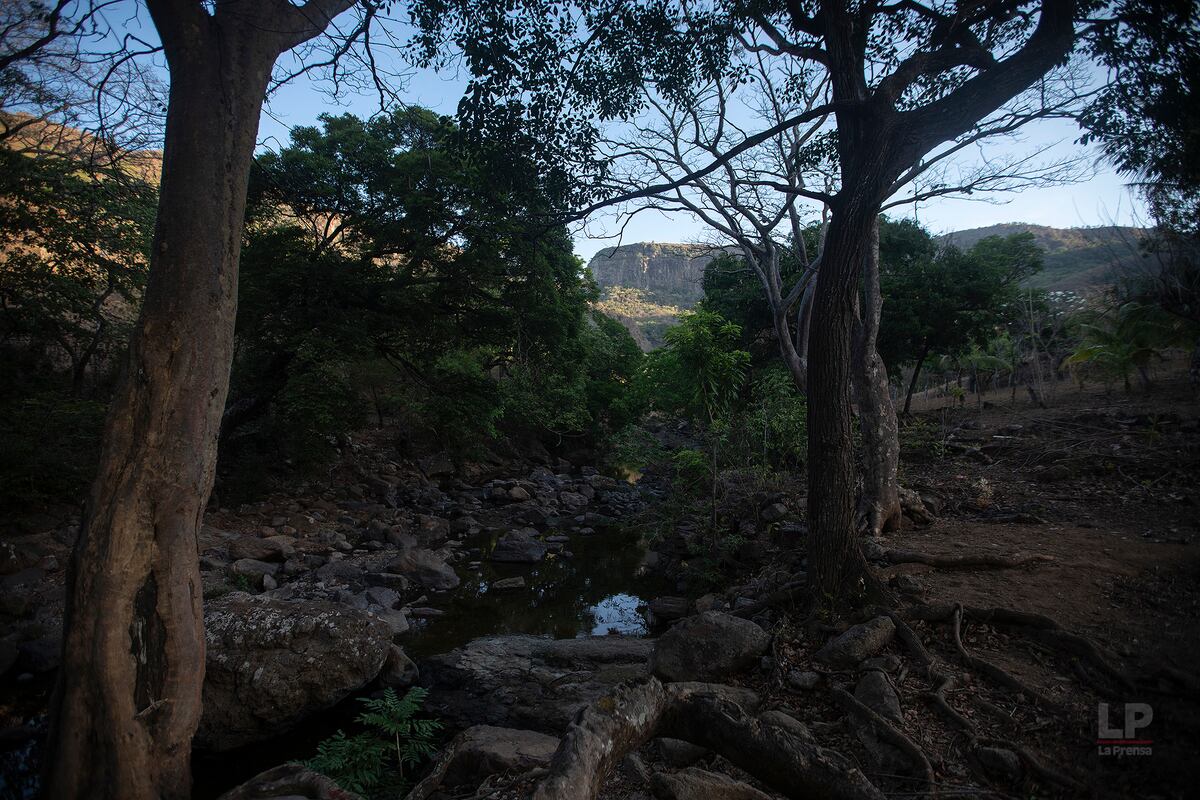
[0,393,106,512]
[303,687,441,797]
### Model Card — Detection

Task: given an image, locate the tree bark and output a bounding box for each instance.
[807,201,887,609]
[902,343,929,415]
[42,1,351,794]
[851,220,900,536]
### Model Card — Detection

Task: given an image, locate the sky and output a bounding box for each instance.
[113,4,1148,266]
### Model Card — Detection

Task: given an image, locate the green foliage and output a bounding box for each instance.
[641,310,750,424]
[0,393,105,512]
[1067,301,1193,390]
[880,218,1044,371]
[303,687,441,798]
[741,367,808,469]
[899,417,947,461]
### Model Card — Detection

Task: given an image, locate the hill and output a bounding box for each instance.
[940,223,1147,292]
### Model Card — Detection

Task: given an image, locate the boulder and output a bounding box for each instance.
[421,634,654,732]
[650,612,770,682]
[228,536,291,563]
[491,576,526,591]
[650,767,773,800]
[490,529,548,564]
[855,671,902,724]
[231,558,280,580]
[442,725,559,786]
[380,645,419,689]
[655,737,708,767]
[386,549,460,591]
[198,594,391,750]
[760,502,789,523]
[648,596,691,623]
[813,617,895,669]
[216,764,352,800]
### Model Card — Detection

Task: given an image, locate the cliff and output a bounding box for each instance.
[588,242,727,307]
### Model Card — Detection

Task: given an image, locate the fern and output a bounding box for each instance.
[301,687,442,798]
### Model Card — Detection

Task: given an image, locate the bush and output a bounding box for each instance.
[0,393,106,513]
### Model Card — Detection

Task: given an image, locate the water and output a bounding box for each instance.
[404,526,671,657]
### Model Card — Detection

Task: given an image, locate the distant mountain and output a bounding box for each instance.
[939,223,1147,292]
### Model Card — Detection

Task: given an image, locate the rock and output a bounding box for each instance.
[508,486,532,502]
[216,764,350,800]
[899,488,933,525]
[490,529,548,564]
[231,558,280,580]
[648,596,691,623]
[380,645,419,689]
[375,608,410,638]
[387,549,460,591]
[649,767,772,800]
[558,491,588,510]
[491,576,526,591]
[650,612,770,682]
[228,536,289,562]
[364,586,401,609]
[314,559,362,584]
[655,737,708,767]
[620,753,653,785]
[261,573,278,591]
[421,634,654,732]
[974,745,1022,782]
[760,502,788,522]
[198,594,391,750]
[855,671,902,724]
[786,670,820,691]
[813,617,895,669]
[442,725,559,786]
[419,452,455,478]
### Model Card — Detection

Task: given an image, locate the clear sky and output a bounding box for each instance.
[117,4,1144,265]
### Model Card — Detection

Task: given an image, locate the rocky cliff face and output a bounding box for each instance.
[588,242,725,306]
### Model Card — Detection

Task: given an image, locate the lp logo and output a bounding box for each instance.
[1097,702,1153,742]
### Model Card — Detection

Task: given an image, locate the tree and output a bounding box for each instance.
[42,3,378,797]
[878,226,1044,413]
[416,0,1091,607]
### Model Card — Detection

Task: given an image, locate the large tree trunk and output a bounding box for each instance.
[45,15,279,799]
[851,221,901,536]
[807,203,886,609]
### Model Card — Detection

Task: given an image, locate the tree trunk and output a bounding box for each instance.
[807,204,886,610]
[851,220,900,536]
[45,17,279,799]
[902,344,928,415]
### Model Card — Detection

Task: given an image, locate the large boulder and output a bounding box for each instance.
[442,726,559,786]
[650,767,773,800]
[650,612,770,682]
[217,764,356,800]
[489,529,548,563]
[421,634,654,732]
[386,548,460,591]
[813,617,895,669]
[198,594,392,750]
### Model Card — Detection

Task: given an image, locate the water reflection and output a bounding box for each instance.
[404,527,670,657]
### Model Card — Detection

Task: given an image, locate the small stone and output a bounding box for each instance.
[491,576,526,591]
[975,746,1022,782]
[814,616,895,669]
[787,670,820,691]
[261,573,278,591]
[760,502,788,522]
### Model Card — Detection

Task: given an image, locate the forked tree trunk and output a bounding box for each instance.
[851,221,901,536]
[807,202,886,609]
[44,7,301,797]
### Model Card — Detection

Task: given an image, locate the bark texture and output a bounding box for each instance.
[45,2,352,797]
[851,221,901,536]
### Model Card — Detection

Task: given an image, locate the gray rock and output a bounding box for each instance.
[364,586,401,609]
[760,502,789,522]
[387,548,460,591]
[813,617,895,669]
[975,745,1022,782]
[231,558,280,580]
[375,608,410,638]
[314,558,363,584]
[380,644,419,689]
[655,737,708,767]
[421,634,654,732]
[650,612,770,682]
[648,596,691,623]
[508,486,532,502]
[198,594,391,750]
[216,764,348,800]
[228,536,291,563]
[490,529,548,564]
[786,670,820,691]
[855,671,902,724]
[491,576,526,591]
[650,767,772,800]
[442,725,559,786]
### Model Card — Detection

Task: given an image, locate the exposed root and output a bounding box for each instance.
[732,577,808,619]
[950,604,1061,710]
[977,738,1085,793]
[883,548,1054,570]
[830,686,936,791]
[532,679,885,800]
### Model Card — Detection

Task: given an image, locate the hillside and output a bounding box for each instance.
[940,223,1147,291]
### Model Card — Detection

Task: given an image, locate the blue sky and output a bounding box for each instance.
[113,4,1146,264]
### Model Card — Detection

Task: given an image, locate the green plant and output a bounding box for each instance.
[303,687,441,797]
[899,418,946,461]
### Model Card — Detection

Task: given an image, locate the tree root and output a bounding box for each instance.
[830,686,936,790]
[532,679,885,800]
[977,738,1084,793]
[882,548,1054,570]
[950,604,1061,710]
[732,577,808,618]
